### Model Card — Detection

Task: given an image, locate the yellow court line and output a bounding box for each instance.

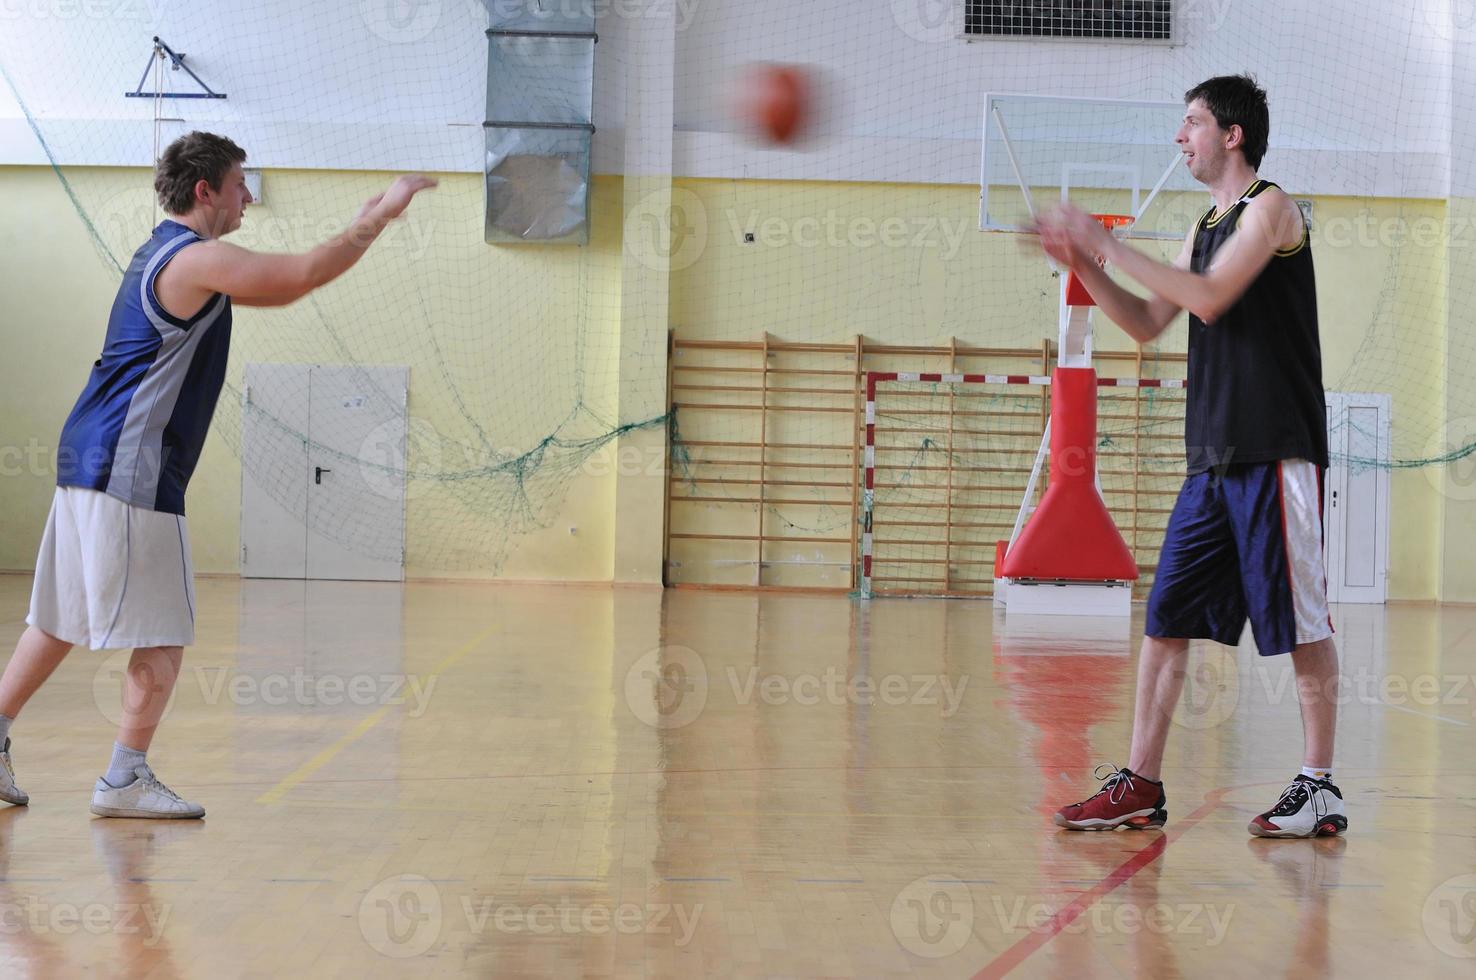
[255,621,502,805]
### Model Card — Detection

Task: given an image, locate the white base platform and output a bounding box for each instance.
[995,578,1133,618]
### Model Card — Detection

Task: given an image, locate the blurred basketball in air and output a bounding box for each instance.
[734,63,812,145]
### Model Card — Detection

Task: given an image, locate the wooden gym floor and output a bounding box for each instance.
[0,574,1472,977]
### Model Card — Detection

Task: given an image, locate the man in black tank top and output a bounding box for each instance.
[1035,75,1346,839]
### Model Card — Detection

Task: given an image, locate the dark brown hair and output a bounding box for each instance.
[154,132,246,215]
[1185,74,1269,170]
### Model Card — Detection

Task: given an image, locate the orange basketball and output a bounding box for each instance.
[737,63,810,145]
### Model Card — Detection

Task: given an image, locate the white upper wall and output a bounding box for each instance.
[0,0,1457,196]
[1448,2,1476,197]
[1,0,495,171]
[672,0,1452,195]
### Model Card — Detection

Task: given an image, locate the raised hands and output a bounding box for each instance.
[1030,204,1115,270]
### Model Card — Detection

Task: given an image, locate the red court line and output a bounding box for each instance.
[972,786,1230,980]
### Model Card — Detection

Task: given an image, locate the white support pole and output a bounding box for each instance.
[1134,152,1185,226]
[991,104,1061,276]
[1008,419,1051,551]
[1061,306,1094,368]
[992,104,1040,221]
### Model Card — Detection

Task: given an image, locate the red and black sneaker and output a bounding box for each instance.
[1054,765,1167,831]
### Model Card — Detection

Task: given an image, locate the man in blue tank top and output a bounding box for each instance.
[0,132,435,818]
[1033,76,1347,839]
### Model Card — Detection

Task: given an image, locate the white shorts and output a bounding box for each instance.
[27,486,196,650]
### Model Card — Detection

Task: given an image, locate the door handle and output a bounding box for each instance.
[315,466,331,485]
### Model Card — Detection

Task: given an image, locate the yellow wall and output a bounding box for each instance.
[0,165,1463,598]
[0,166,628,581]
[0,168,130,573]
[1442,198,1476,602]
[669,179,1451,601]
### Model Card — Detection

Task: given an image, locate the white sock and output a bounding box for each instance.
[0,713,12,747]
[1301,765,1333,782]
[104,743,147,788]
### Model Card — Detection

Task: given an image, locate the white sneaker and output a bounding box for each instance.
[1248,775,1347,838]
[90,765,204,819]
[0,738,28,806]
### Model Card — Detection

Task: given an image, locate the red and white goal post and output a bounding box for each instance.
[859,370,1184,606]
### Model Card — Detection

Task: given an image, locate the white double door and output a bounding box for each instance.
[1323,392,1391,604]
[240,364,408,581]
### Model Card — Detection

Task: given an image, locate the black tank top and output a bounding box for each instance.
[1184,179,1328,474]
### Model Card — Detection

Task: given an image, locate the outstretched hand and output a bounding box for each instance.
[372,174,438,221]
[1034,220,1091,269]
[1029,204,1114,270]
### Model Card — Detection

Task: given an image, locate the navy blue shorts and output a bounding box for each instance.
[1145,459,1334,656]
